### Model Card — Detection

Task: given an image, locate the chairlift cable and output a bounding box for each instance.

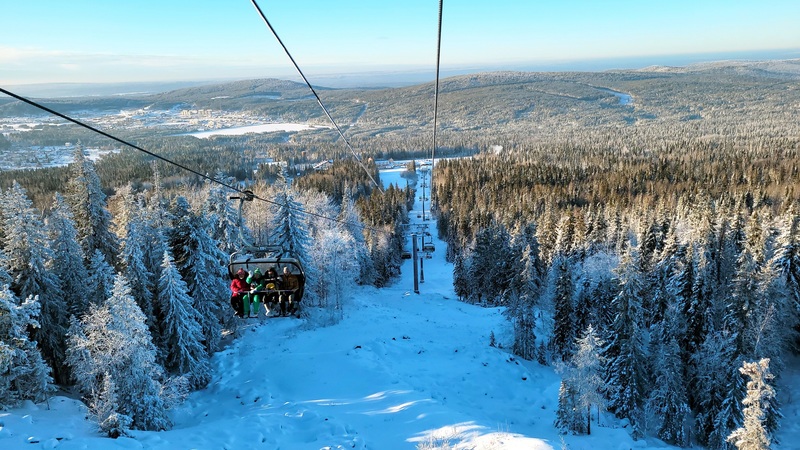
[0,86,390,236]
[249,0,383,193]
[430,0,443,206]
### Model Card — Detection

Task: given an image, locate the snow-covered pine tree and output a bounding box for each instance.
[647,224,680,328]
[572,324,606,435]
[649,335,690,446]
[705,214,779,449]
[110,184,134,242]
[0,285,53,409]
[271,188,312,268]
[364,224,398,288]
[168,198,227,353]
[65,146,119,267]
[637,212,660,273]
[550,254,575,362]
[204,179,242,255]
[47,193,90,319]
[468,221,513,305]
[90,372,133,438]
[710,360,747,450]
[87,249,116,307]
[727,358,776,450]
[142,170,170,282]
[340,184,377,286]
[1,182,68,382]
[603,246,648,439]
[295,187,338,241]
[0,249,10,286]
[157,250,211,388]
[553,212,576,259]
[271,187,318,302]
[770,212,800,349]
[555,378,583,434]
[687,236,715,360]
[452,249,472,302]
[693,330,736,447]
[505,242,543,360]
[586,203,609,254]
[725,226,761,358]
[66,274,173,431]
[119,192,156,331]
[309,228,358,320]
[536,202,557,266]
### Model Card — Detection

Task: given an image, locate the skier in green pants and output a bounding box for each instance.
[244,268,266,318]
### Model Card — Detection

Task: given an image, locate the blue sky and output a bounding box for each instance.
[2,0,799,86]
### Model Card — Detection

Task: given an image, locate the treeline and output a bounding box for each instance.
[432,137,800,447]
[1,120,474,211]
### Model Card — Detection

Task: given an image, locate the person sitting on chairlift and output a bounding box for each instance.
[244,268,265,318]
[280,266,300,316]
[263,267,282,314]
[230,268,249,318]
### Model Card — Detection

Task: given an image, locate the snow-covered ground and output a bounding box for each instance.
[187,123,329,139]
[2,168,800,449]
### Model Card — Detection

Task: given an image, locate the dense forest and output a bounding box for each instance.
[431,134,800,447]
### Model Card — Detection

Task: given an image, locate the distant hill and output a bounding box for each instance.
[2,59,799,144]
[638,58,800,79]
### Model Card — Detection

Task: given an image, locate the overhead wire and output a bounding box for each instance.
[249,0,383,193]
[0,86,391,235]
[430,0,443,207]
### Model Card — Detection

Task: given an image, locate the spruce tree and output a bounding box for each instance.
[157,251,211,388]
[505,243,543,360]
[693,331,736,447]
[66,274,173,431]
[469,221,512,305]
[204,180,242,255]
[453,250,472,302]
[551,254,575,361]
[168,196,229,351]
[1,182,67,382]
[603,246,648,439]
[649,336,690,446]
[271,188,316,300]
[65,146,119,267]
[555,379,582,434]
[340,184,377,286]
[572,325,606,435]
[271,189,312,263]
[90,373,133,438]
[770,212,800,351]
[727,359,776,450]
[86,249,116,307]
[47,193,90,319]
[0,285,53,408]
[119,193,156,332]
[309,228,358,317]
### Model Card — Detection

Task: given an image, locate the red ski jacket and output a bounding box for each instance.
[230,277,249,296]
